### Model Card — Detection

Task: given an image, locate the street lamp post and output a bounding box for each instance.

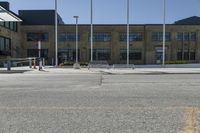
[90,0,93,62]
[162,0,166,66]
[55,0,58,67]
[127,0,130,66]
[73,16,80,69]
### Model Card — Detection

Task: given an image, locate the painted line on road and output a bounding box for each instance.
[181,107,200,133]
[0,106,192,111]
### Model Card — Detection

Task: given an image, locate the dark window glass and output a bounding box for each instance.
[177,52,182,60]
[89,49,111,60]
[190,32,196,41]
[58,33,67,42]
[58,32,80,42]
[89,32,112,42]
[184,33,189,41]
[66,33,80,42]
[27,33,48,42]
[0,22,18,32]
[0,22,4,26]
[58,49,80,62]
[0,37,5,51]
[0,36,11,56]
[4,22,10,28]
[120,49,142,60]
[13,22,18,32]
[120,32,143,42]
[177,32,196,41]
[190,52,195,60]
[177,50,196,60]
[184,52,189,60]
[27,49,48,58]
[152,32,170,42]
[10,22,14,31]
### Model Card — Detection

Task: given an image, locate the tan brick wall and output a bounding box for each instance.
[19,24,200,65]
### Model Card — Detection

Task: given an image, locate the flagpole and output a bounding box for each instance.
[127,0,130,66]
[55,0,58,66]
[90,0,93,62]
[162,0,166,66]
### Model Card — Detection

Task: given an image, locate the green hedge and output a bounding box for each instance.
[60,61,89,66]
[165,60,188,64]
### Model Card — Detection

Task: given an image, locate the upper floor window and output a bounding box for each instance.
[27,33,49,42]
[152,32,171,42]
[176,32,196,41]
[58,32,80,42]
[120,32,143,42]
[89,32,112,42]
[0,22,18,32]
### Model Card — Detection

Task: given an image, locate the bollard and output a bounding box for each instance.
[39,58,42,71]
[33,58,36,69]
[7,59,11,71]
[42,58,45,67]
[29,58,32,68]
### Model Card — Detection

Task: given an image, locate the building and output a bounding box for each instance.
[1,1,200,65]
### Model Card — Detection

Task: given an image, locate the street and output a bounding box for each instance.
[0,70,200,133]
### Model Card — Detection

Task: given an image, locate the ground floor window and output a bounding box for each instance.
[177,49,195,61]
[0,36,11,56]
[58,49,80,63]
[120,49,142,60]
[27,49,48,59]
[89,49,111,61]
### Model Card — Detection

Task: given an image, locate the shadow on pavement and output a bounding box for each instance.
[0,70,32,74]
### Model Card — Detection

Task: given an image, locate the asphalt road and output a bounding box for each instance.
[0,72,200,133]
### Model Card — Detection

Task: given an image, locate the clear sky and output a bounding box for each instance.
[3,0,200,24]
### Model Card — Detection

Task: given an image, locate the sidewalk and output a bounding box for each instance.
[1,65,200,74]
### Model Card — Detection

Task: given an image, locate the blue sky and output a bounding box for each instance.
[4,0,200,24]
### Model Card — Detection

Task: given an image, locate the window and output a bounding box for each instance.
[89,32,112,42]
[0,36,11,56]
[184,33,190,41]
[176,32,196,41]
[27,49,48,58]
[177,49,195,60]
[27,33,48,42]
[190,32,196,41]
[58,49,80,62]
[120,49,142,60]
[0,22,4,26]
[0,22,18,32]
[58,33,67,42]
[89,49,111,60]
[120,32,143,42]
[58,32,80,42]
[4,22,9,28]
[152,32,171,42]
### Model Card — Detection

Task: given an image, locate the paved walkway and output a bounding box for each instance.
[1,65,200,74]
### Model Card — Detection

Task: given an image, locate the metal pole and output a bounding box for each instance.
[55,0,58,66]
[38,41,41,58]
[90,0,93,62]
[162,0,166,66]
[127,0,130,66]
[38,41,42,70]
[74,16,79,64]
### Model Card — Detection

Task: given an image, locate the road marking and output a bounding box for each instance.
[0,106,190,111]
[181,107,200,133]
